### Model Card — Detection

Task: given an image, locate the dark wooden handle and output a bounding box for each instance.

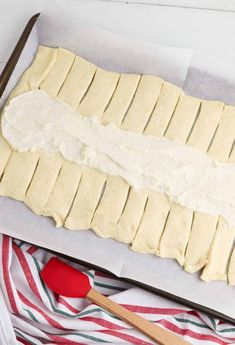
[87,288,191,345]
[0,13,40,98]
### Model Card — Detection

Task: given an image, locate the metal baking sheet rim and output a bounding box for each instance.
[0,14,234,325]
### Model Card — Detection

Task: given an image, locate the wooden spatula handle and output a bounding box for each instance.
[87,288,191,345]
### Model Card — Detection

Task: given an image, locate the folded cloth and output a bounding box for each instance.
[0,234,235,345]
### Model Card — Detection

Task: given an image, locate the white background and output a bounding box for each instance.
[0,0,235,75]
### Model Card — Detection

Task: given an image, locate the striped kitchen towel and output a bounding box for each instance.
[0,234,235,345]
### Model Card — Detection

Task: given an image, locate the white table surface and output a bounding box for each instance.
[0,0,235,76]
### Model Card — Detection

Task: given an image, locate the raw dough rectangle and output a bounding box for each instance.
[131,192,170,254]
[57,56,96,109]
[228,247,235,286]
[0,151,39,201]
[43,161,82,227]
[121,75,163,133]
[201,218,235,281]
[24,154,62,214]
[91,175,129,238]
[184,212,218,273]
[101,73,140,126]
[78,68,120,117]
[159,204,193,266]
[144,82,181,137]
[0,135,11,178]
[209,105,235,162]
[165,94,201,144]
[40,48,75,98]
[187,100,224,152]
[65,168,106,230]
[10,46,57,100]
[114,188,148,244]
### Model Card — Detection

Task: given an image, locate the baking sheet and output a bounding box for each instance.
[1,0,235,322]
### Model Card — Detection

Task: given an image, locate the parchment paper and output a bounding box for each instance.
[1,0,235,321]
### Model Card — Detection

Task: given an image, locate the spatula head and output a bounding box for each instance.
[41,257,91,298]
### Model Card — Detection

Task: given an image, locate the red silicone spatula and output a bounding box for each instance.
[41,257,191,345]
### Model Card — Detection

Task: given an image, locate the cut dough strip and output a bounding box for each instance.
[228,246,235,286]
[208,105,235,162]
[201,218,235,282]
[0,151,39,201]
[165,94,201,143]
[9,46,57,100]
[121,75,163,133]
[131,192,170,254]
[114,188,148,244]
[65,168,106,230]
[43,161,82,227]
[144,81,181,137]
[24,154,62,215]
[101,73,141,126]
[91,176,129,238]
[77,68,120,117]
[40,48,75,98]
[187,100,224,152]
[0,135,12,179]
[159,204,193,266]
[57,56,96,109]
[184,213,218,273]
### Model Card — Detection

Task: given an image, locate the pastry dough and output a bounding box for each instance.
[165,94,201,143]
[43,161,82,227]
[65,168,106,230]
[121,75,163,133]
[114,188,148,244]
[187,100,224,152]
[101,73,140,126]
[201,218,235,281]
[228,247,235,285]
[91,176,129,238]
[0,151,38,201]
[228,146,235,164]
[1,45,235,286]
[208,105,235,162]
[24,154,62,214]
[77,69,120,117]
[57,56,96,109]
[131,192,170,254]
[184,212,218,273]
[0,135,11,178]
[10,46,57,100]
[40,48,75,98]
[159,204,193,266]
[144,82,181,137]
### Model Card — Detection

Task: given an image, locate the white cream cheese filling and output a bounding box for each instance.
[2,89,235,227]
